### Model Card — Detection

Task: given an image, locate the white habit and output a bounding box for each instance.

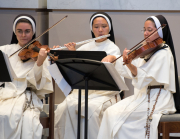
[97,45,176,139]
[54,39,123,139]
[0,44,53,139]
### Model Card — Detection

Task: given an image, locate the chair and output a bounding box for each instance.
[158,77,180,139]
[158,114,180,139]
[40,79,55,139]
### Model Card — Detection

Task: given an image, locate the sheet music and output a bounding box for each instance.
[47,63,71,97]
[103,62,129,91]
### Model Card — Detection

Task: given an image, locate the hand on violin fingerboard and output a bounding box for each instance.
[36,48,48,66]
[123,48,137,76]
[123,48,132,65]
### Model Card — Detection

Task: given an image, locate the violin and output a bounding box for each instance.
[18,41,58,61]
[9,15,68,61]
[112,24,166,64]
[123,37,164,64]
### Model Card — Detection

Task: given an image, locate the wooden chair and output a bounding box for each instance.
[158,114,180,139]
[158,76,180,139]
[40,79,55,139]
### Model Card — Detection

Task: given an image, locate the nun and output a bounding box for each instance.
[98,15,180,139]
[0,14,53,139]
[54,12,123,139]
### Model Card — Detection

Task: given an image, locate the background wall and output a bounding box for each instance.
[0,0,180,104]
[47,0,180,10]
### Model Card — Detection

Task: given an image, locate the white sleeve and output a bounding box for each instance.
[132,48,175,92]
[26,58,53,96]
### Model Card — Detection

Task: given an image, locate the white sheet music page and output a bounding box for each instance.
[47,63,71,97]
[103,62,129,91]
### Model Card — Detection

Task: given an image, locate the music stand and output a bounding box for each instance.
[50,50,107,61]
[0,50,15,82]
[54,58,125,139]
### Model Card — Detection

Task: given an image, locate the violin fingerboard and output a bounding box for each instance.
[32,46,40,52]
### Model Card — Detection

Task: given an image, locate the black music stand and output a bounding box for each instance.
[54,58,123,139]
[0,50,14,82]
[50,50,107,61]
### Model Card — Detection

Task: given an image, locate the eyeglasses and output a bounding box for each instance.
[141,29,153,33]
[16,29,32,35]
[141,29,154,33]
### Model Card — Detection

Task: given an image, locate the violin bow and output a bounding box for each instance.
[111,24,166,63]
[9,15,68,58]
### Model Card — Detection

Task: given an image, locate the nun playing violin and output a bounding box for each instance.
[99,15,180,139]
[0,14,53,139]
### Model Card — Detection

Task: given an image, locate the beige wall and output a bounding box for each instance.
[0,9,180,103]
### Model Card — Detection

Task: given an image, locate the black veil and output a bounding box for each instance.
[89,12,115,43]
[150,15,180,112]
[10,14,36,44]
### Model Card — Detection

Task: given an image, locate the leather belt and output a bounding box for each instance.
[148,85,164,89]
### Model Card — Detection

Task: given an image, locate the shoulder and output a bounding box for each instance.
[0,44,13,51]
[0,44,19,55]
[77,41,93,50]
[155,44,172,56]
[150,44,172,62]
[107,39,118,47]
[0,44,12,48]
[106,39,121,55]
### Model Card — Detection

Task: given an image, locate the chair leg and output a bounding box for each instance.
[49,79,55,139]
[162,122,170,139]
[49,93,54,139]
[158,133,161,139]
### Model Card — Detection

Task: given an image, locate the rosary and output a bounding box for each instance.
[23,90,35,112]
[144,86,162,139]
